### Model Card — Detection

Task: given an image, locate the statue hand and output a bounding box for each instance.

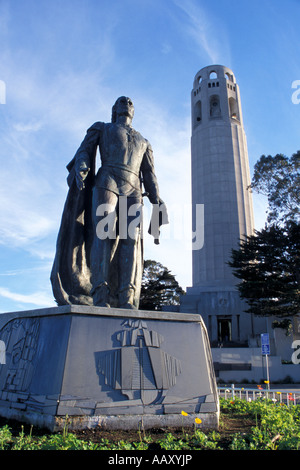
[75,165,90,190]
[155,197,165,206]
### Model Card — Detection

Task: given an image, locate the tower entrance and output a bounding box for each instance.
[217,318,232,343]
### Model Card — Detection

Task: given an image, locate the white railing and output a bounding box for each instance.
[218,384,300,406]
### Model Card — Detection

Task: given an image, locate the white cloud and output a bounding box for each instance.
[13,121,43,133]
[172,0,231,65]
[0,45,118,254]
[0,131,59,250]
[0,286,54,307]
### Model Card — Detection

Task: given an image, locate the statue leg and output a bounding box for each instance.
[118,197,142,309]
[90,188,118,307]
[118,237,138,308]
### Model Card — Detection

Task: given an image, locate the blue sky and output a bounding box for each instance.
[0,0,299,313]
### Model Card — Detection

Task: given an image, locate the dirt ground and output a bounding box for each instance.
[74,415,255,449]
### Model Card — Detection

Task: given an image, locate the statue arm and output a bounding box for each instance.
[140,143,161,204]
[74,122,104,190]
[141,143,168,244]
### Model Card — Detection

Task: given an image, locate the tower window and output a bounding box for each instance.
[229,97,239,120]
[210,95,221,118]
[225,72,233,82]
[209,71,218,79]
[194,100,202,127]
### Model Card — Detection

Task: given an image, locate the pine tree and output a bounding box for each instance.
[229,222,300,317]
[139,260,185,311]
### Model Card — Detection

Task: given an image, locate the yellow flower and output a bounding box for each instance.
[181,411,188,416]
[195,418,202,424]
[264,380,269,384]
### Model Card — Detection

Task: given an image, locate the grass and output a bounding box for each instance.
[1,398,300,450]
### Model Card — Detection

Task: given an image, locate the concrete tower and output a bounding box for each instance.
[181,65,255,345]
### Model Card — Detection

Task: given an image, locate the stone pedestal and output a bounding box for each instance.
[0,305,219,431]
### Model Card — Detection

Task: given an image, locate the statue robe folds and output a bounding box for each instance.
[50,142,95,306]
[50,122,167,308]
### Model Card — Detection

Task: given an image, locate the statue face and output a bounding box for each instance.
[114,96,134,121]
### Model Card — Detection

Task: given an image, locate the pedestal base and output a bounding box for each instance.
[0,305,219,431]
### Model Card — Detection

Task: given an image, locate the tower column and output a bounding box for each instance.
[180,65,255,346]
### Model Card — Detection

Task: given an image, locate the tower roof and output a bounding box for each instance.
[193,65,236,89]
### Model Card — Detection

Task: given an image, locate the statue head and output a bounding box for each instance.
[111,96,134,123]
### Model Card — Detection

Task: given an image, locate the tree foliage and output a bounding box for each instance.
[229,222,300,317]
[139,259,185,311]
[229,150,300,318]
[250,151,300,224]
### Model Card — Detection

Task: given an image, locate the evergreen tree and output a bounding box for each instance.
[139,260,185,311]
[229,222,300,317]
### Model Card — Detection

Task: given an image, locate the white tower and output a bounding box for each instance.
[181,65,255,345]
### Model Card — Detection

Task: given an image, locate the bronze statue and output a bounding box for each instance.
[51,97,168,309]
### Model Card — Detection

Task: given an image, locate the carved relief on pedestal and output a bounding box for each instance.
[95,319,182,405]
[0,318,40,393]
